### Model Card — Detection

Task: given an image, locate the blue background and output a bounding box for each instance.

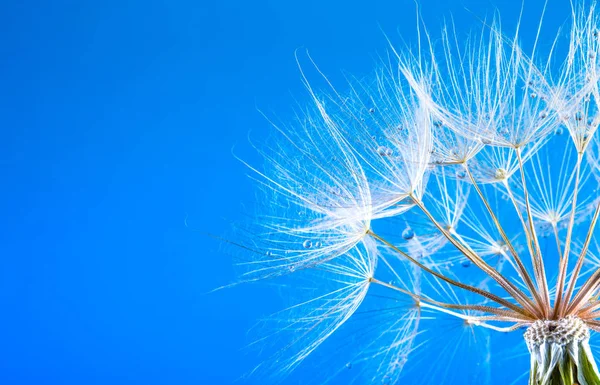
[0,0,574,384]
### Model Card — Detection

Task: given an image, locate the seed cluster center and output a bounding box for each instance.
[524,316,590,349]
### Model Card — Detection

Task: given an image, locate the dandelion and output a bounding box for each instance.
[231,2,600,384]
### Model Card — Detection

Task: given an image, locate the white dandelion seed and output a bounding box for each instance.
[233,99,374,280]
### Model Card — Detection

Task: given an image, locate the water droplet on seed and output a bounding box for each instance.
[461,260,471,268]
[555,127,564,135]
[494,168,507,180]
[377,146,393,156]
[402,227,415,240]
[302,240,313,249]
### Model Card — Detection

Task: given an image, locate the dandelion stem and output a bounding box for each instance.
[516,147,551,317]
[565,268,600,317]
[575,302,600,319]
[563,202,600,315]
[410,197,542,317]
[369,278,530,327]
[464,161,543,312]
[555,152,584,317]
[367,230,533,317]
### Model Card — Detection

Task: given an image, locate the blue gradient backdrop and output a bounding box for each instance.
[0,0,572,384]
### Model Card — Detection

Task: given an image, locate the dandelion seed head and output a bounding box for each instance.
[233,2,600,384]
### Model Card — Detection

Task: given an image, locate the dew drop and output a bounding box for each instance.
[368,107,375,113]
[494,168,507,180]
[402,227,415,240]
[555,127,564,135]
[539,111,548,120]
[314,241,322,248]
[346,362,353,369]
[590,51,597,60]
[456,170,466,179]
[433,120,443,128]
[461,259,471,268]
[266,250,273,257]
[530,92,537,98]
[480,137,492,145]
[377,146,393,156]
[576,111,584,121]
[302,240,313,249]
